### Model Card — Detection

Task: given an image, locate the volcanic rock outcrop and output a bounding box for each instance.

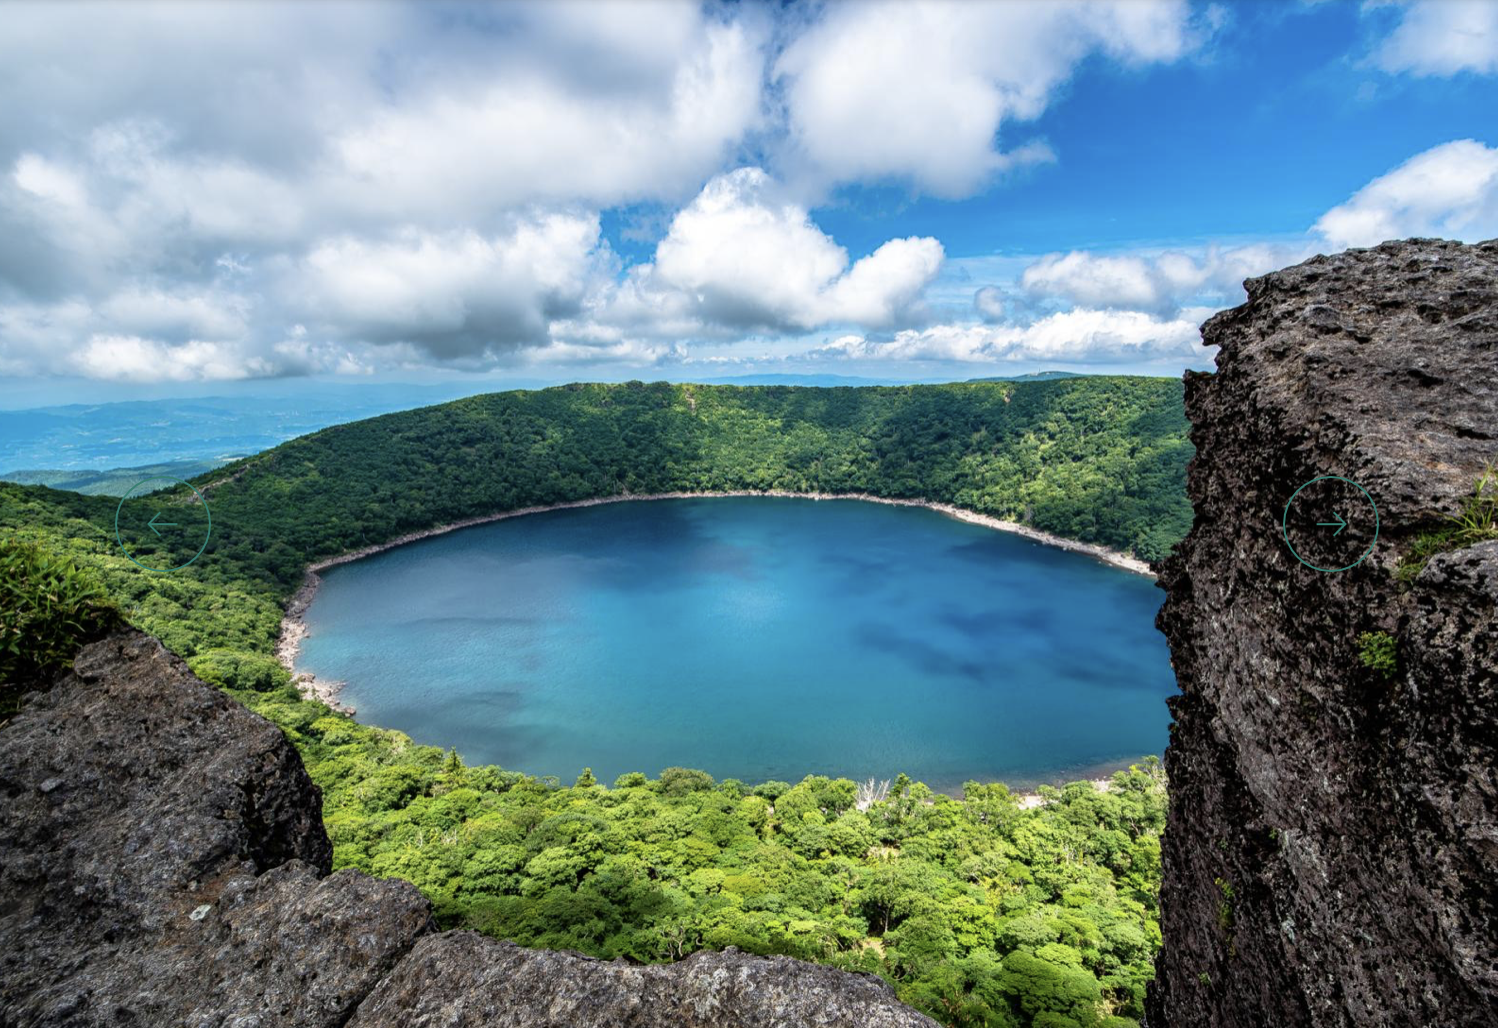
[0,631,936,1028]
[1147,238,1498,1027]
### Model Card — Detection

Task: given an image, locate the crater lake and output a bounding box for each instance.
[295,497,1176,792]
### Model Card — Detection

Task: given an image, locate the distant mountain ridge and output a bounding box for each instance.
[0,386,502,472]
[970,370,1087,382]
[1,374,1095,476]
[0,458,236,496]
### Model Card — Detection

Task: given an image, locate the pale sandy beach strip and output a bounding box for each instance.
[275,490,1156,712]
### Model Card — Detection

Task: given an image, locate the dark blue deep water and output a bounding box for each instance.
[298,498,1176,792]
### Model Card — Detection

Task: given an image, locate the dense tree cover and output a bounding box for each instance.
[0,379,1187,1026]
[198,648,1173,1028]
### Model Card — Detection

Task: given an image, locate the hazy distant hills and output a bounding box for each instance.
[0,385,493,474]
[968,371,1086,382]
[0,458,235,496]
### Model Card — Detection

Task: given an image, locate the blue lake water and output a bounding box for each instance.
[297,497,1176,792]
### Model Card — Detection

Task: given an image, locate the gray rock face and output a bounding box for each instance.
[0,631,936,1028]
[350,933,937,1028]
[1147,238,1498,1027]
[0,631,432,1028]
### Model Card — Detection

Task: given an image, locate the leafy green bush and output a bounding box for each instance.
[1356,631,1398,680]
[1,538,121,706]
[188,649,295,692]
[1398,467,1498,582]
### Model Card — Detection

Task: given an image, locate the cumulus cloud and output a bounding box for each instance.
[1370,0,1498,76]
[293,213,606,360]
[1019,243,1313,316]
[974,286,1007,323]
[1314,138,1498,248]
[7,0,1488,385]
[646,168,944,331]
[808,308,1203,364]
[0,1,775,381]
[1017,137,1498,324]
[774,0,1199,196]
[69,336,275,383]
[326,17,766,218]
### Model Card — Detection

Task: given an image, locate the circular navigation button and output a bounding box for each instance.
[114,477,212,572]
[1281,475,1378,573]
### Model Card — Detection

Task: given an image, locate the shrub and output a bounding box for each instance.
[1,538,121,710]
[1356,631,1398,680]
[188,648,293,692]
[657,766,716,795]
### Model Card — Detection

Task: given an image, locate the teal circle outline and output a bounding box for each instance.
[114,476,212,573]
[1281,475,1378,573]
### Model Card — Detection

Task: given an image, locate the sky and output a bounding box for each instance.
[1,0,1496,402]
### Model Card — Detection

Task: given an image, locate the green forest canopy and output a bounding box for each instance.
[0,378,1190,1027]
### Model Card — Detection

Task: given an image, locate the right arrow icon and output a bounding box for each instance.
[1317,511,1347,536]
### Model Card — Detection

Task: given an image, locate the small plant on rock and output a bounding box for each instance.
[1398,466,1498,582]
[1356,631,1398,681]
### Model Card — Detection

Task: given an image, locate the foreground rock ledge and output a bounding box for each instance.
[1146,238,1498,1027]
[0,631,936,1028]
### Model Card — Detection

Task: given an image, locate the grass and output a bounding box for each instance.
[1397,466,1498,583]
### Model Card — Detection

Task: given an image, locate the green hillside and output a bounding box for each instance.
[0,378,1189,1028]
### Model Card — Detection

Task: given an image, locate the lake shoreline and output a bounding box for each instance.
[275,490,1155,715]
[1015,777,1114,809]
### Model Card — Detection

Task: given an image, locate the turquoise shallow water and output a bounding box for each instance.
[298,497,1176,792]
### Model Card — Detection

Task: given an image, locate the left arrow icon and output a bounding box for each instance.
[147,511,177,537]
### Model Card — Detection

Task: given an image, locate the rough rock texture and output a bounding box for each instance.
[0,631,433,1027]
[350,933,935,1028]
[1147,238,1498,1027]
[0,631,937,1028]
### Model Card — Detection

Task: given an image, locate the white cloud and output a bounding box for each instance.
[809,308,1203,364]
[1371,0,1498,76]
[974,286,1006,323]
[1019,243,1312,315]
[69,335,274,383]
[327,17,766,218]
[1019,138,1498,323]
[12,0,1491,386]
[647,168,943,331]
[0,0,1227,382]
[1314,139,1498,248]
[773,0,1198,196]
[98,287,250,343]
[294,213,607,360]
[12,154,88,209]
